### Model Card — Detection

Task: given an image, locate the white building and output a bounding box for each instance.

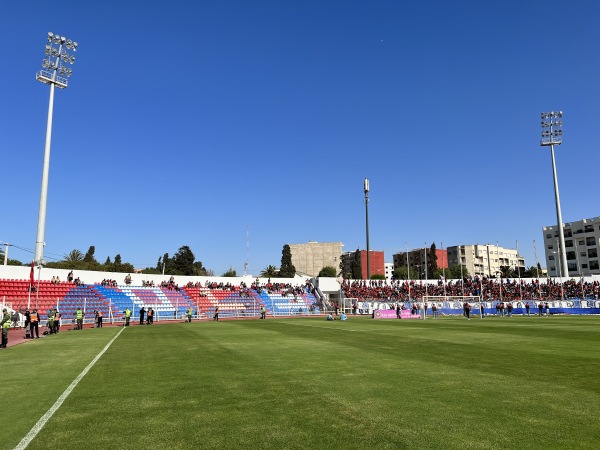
[446,244,524,277]
[543,216,600,277]
[384,263,394,281]
[288,241,344,278]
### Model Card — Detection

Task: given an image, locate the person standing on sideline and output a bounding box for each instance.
[525,302,531,317]
[30,309,40,338]
[97,310,103,328]
[147,307,153,324]
[139,306,146,325]
[545,302,550,316]
[186,307,193,322]
[538,302,543,316]
[480,303,485,318]
[432,303,438,319]
[213,306,219,321]
[75,307,84,330]
[1,308,11,348]
[464,302,471,320]
[47,311,55,335]
[54,311,61,333]
[260,305,266,319]
[124,308,131,326]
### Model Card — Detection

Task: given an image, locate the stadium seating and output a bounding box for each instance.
[0,279,319,322]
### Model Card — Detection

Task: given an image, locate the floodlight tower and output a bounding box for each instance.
[364,178,371,280]
[540,111,568,279]
[34,32,77,265]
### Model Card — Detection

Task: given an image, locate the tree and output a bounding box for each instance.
[104,256,111,266]
[522,266,540,278]
[162,253,170,273]
[318,266,337,277]
[351,249,362,279]
[222,267,237,277]
[427,243,438,276]
[499,265,515,278]
[446,264,470,279]
[260,265,279,277]
[83,246,97,264]
[393,266,414,280]
[64,249,83,262]
[171,246,196,275]
[279,244,296,278]
[193,261,209,276]
[371,274,385,280]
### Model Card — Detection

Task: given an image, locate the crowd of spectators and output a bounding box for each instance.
[341,277,600,302]
[100,279,118,287]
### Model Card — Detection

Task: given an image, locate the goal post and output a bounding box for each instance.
[421,296,483,318]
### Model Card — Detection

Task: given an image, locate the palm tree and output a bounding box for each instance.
[64,249,84,262]
[260,265,278,277]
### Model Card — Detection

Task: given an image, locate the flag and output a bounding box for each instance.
[29,261,35,288]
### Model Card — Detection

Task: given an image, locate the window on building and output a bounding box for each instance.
[546,234,552,239]
[564,230,573,237]
[550,266,556,272]
[588,249,598,258]
[589,260,599,271]
[549,255,554,260]
[565,240,573,248]
[582,264,588,269]
[586,237,596,246]
[584,225,594,233]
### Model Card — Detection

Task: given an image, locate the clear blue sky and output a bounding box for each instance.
[1,1,599,275]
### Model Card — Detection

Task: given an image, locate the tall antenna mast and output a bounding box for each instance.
[244,226,250,276]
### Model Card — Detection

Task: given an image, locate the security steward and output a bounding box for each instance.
[186,307,193,322]
[124,308,131,326]
[75,307,84,330]
[97,310,103,328]
[1,308,11,348]
[30,309,40,339]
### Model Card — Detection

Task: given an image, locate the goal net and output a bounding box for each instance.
[420,295,485,317]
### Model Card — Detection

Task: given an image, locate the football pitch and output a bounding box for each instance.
[3,315,600,449]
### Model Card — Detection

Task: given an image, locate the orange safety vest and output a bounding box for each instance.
[30,313,39,322]
[148,310,153,317]
[98,311,103,317]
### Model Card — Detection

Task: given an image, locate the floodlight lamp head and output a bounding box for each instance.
[364,178,369,193]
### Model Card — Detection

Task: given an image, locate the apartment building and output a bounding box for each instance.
[543,216,600,277]
[446,244,524,277]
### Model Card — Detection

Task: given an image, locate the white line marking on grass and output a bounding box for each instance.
[280,321,366,332]
[15,327,125,450]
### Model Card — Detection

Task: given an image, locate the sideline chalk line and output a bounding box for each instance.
[15,326,125,450]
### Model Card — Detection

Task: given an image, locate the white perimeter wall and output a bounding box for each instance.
[0,265,310,287]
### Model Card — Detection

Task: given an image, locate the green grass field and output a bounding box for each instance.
[3,315,600,449]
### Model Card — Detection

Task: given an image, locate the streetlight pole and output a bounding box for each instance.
[540,111,568,280]
[364,178,370,280]
[34,32,77,266]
